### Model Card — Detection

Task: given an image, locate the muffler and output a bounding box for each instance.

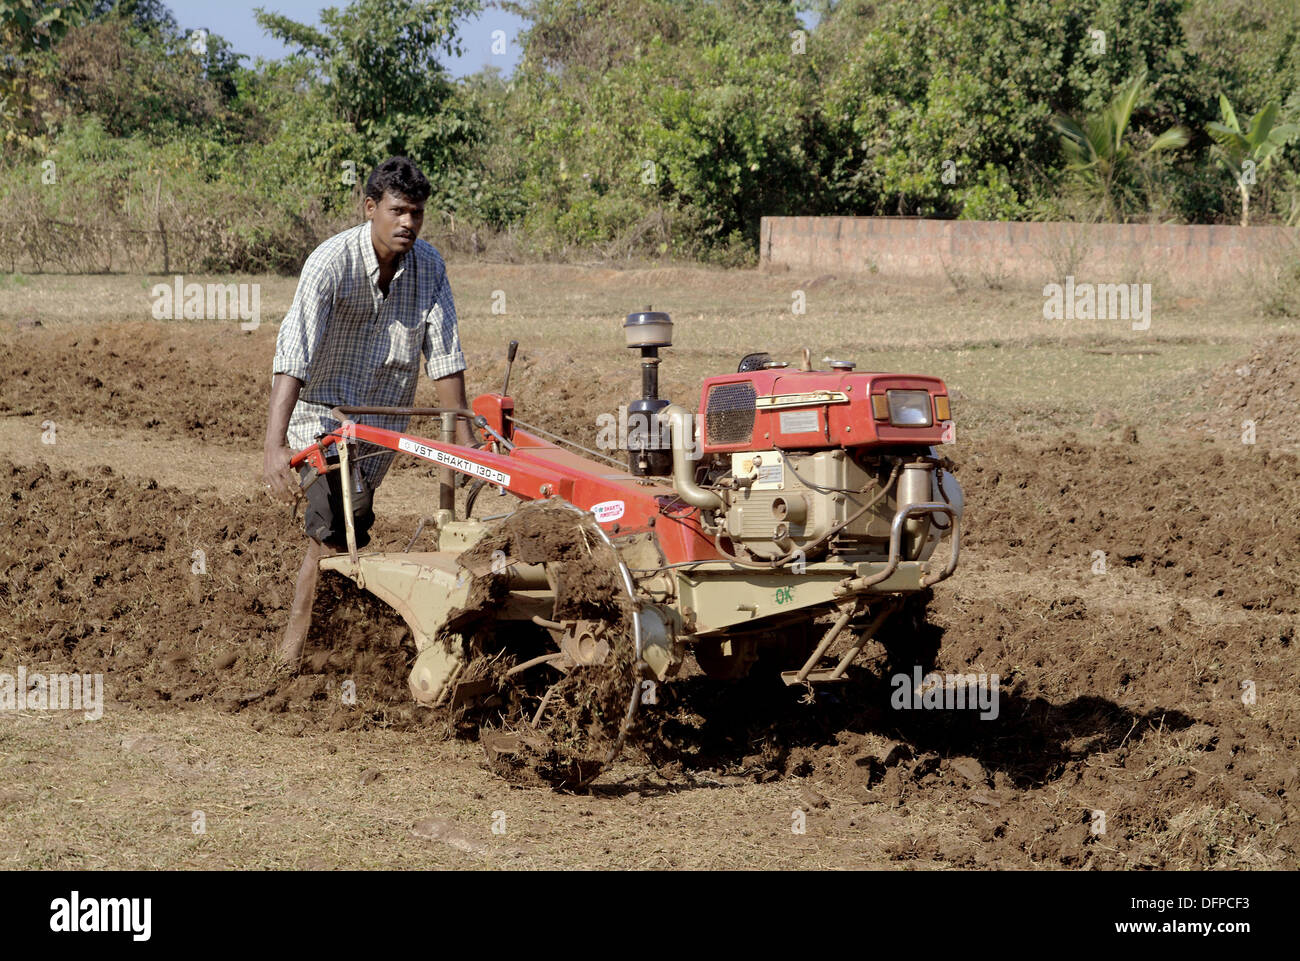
[897,460,934,558]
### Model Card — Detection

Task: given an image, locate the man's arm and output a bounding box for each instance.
[435,371,476,448]
[263,373,304,503]
[264,246,336,503]
[423,254,472,447]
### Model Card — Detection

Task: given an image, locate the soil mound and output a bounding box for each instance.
[1189,334,1300,449]
[1,459,427,731]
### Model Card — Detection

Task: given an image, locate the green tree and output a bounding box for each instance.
[54,12,246,139]
[1183,0,1300,117]
[254,0,480,183]
[0,0,93,149]
[816,0,1208,219]
[1206,94,1298,226]
[88,0,176,32]
[505,0,824,257]
[1051,72,1189,222]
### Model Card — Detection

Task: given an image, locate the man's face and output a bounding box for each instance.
[365,190,425,258]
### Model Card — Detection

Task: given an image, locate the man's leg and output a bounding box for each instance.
[279,537,332,666]
[278,457,375,667]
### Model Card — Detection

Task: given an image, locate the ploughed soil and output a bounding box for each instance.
[1,320,1297,869]
[1188,333,1300,449]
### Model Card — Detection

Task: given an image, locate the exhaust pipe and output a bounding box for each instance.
[662,404,723,510]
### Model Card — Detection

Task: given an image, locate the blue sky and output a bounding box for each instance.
[164,1,818,78]
[165,0,526,77]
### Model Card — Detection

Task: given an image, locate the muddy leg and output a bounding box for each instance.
[278,538,331,667]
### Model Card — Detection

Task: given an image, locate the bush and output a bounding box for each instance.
[0,116,354,273]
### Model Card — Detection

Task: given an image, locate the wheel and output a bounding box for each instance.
[452,501,642,789]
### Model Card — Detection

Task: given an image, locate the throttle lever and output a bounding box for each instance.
[501,339,519,395]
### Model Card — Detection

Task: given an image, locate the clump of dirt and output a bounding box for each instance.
[0,324,270,441]
[460,500,614,571]
[1188,334,1300,449]
[0,327,622,461]
[0,459,429,731]
[960,432,1300,615]
[458,502,639,788]
[289,572,430,730]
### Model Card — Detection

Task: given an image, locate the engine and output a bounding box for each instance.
[616,310,962,566]
[696,362,962,563]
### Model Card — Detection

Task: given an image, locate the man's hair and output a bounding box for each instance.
[365,157,431,205]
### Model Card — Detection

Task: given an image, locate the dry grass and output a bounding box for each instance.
[0,707,911,869]
[1,262,1292,438]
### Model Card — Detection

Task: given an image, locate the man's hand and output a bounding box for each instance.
[435,371,476,449]
[263,444,301,504]
[264,373,305,504]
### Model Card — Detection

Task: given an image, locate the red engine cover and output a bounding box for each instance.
[698,369,951,452]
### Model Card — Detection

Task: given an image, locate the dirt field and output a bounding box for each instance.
[0,263,1296,869]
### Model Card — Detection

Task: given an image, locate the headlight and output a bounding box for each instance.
[887,390,933,427]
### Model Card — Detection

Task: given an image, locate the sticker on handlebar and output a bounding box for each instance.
[398,437,512,487]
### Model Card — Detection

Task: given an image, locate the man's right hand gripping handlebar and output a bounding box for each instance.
[263,444,301,505]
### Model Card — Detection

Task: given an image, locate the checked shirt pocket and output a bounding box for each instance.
[376,316,422,398]
[381,317,423,373]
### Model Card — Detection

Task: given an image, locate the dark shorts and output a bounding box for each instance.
[301,456,375,550]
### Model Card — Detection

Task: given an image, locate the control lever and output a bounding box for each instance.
[502,339,519,395]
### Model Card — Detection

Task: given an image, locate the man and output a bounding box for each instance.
[263,156,475,666]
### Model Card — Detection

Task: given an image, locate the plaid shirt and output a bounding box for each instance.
[273,222,464,487]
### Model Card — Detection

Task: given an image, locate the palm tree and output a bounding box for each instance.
[1052,71,1190,222]
[1206,95,1299,226]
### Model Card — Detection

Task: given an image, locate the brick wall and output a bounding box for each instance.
[760,217,1298,283]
